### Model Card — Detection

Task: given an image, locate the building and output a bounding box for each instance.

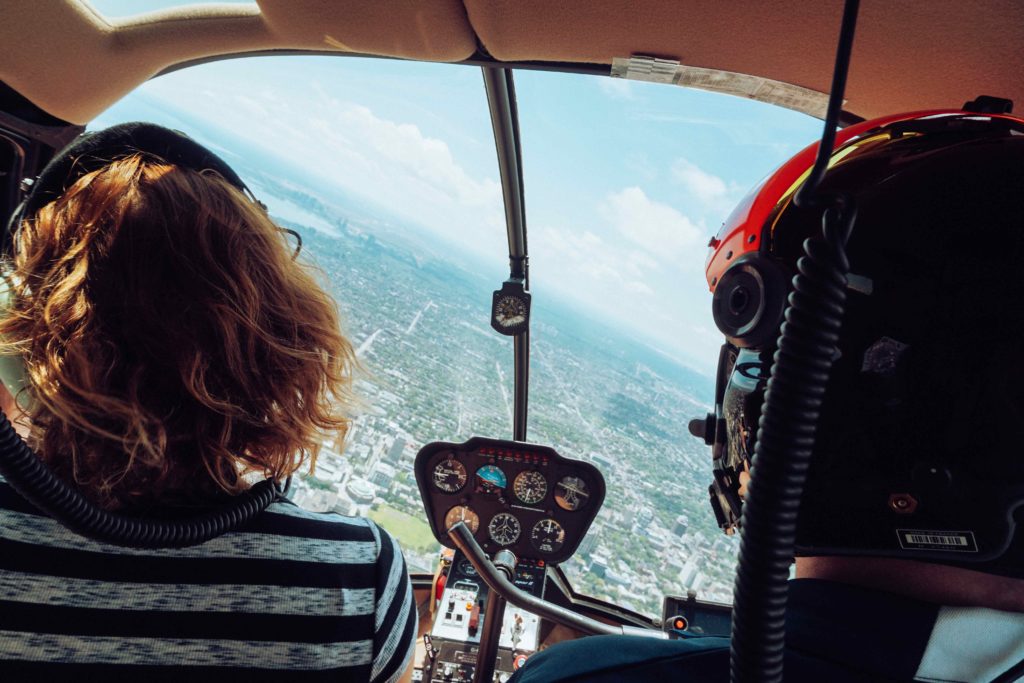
[679,557,701,588]
[384,437,406,465]
[589,451,614,472]
[314,453,351,483]
[673,514,689,537]
[631,506,655,535]
[577,532,598,557]
[589,554,608,579]
[370,462,397,490]
[332,495,356,516]
[646,531,667,553]
[346,478,376,505]
[293,487,338,513]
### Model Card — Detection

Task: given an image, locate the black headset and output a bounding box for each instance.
[6,121,301,257]
[0,121,293,548]
[711,252,792,349]
[7,122,250,243]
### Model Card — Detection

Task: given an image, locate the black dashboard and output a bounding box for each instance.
[414,437,605,565]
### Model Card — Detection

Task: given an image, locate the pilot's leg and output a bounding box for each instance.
[508,634,730,682]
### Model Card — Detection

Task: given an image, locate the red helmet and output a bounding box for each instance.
[697,107,1024,575]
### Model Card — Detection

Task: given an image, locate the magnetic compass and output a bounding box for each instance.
[490,280,531,336]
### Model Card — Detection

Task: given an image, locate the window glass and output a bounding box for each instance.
[86,0,256,19]
[515,70,821,613]
[94,54,824,610]
[93,57,510,572]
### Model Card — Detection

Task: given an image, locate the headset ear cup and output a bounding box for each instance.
[712,255,791,348]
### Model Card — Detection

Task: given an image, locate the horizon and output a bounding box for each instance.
[87,45,823,375]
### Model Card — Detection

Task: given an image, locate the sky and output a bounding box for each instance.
[86,0,824,373]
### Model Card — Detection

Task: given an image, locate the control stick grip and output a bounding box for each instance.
[447,521,667,640]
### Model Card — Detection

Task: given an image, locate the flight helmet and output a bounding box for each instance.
[694,108,1024,576]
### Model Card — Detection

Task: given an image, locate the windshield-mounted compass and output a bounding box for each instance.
[490,279,531,336]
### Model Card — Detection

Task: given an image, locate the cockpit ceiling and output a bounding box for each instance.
[466,0,1024,121]
[2,0,1023,125]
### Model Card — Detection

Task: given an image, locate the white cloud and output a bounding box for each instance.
[297,104,505,239]
[532,226,659,294]
[116,65,729,368]
[672,158,729,205]
[530,219,715,366]
[290,102,506,259]
[670,158,747,225]
[624,152,658,182]
[295,94,502,208]
[625,280,655,296]
[600,187,703,256]
[188,85,504,258]
[597,77,634,100]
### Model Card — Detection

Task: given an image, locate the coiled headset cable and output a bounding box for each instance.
[0,410,282,548]
[728,0,860,681]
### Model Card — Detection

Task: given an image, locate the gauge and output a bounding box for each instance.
[490,282,532,336]
[476,465,508,494]
[530,518,566,554]
[554,476,590,511]
[444,505,480,534]
[513,470,547,505]
[488,512,521,546]
[433,458,467,493]
[457,559,478,577]
[494,296,527,328]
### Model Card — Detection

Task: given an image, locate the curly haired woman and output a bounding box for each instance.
[0,123,416,683]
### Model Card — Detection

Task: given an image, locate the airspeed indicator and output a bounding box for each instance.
[513,470,547,505]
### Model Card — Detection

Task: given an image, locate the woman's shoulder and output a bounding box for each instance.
[264,497,377,527]
[258,497,395,554]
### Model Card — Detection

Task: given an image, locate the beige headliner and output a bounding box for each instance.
[2,0,1023,125]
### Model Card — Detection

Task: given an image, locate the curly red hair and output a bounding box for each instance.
[0,154,355,510]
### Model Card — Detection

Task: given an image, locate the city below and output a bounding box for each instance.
[250,166,737,617]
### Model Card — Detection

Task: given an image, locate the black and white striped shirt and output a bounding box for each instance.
[0,477,417,682]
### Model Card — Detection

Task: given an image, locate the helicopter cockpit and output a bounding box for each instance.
[2,2,1023,683]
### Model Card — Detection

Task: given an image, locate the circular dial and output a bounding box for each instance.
[488,512,521,546]
[494,295,528,328]
[530,518,566,554]
[475,465,508,494]
[433,458,467,493]
[554,476,591,511]
[457,558,478,577]
[513,470,547,505]
[444,505,480,534]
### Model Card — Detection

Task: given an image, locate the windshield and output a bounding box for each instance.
[515,71,820,611]
[91,52,820,609]
[92,56,510,572]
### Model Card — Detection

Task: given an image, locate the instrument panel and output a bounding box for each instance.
[415,437,606,565]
